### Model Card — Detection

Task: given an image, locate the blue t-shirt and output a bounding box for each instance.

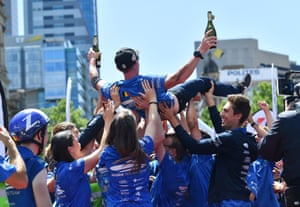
[0,156,16,182]
[54,158,92,207]
[101,75,175,117]
[6,146,47,207]
[246,157,280,207]
[97,135,154,207]
[151,153,191,207]
[183,154,214,207]
[95,163,109,207]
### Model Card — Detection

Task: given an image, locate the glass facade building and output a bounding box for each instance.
[24,0,97,56]
[5,35,90,116]
[5,0,98,117]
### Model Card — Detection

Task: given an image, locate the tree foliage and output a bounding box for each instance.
[42,99,88,136]
[251,81,284,114]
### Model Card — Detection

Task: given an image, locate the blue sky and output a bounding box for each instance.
[97,1,300,82]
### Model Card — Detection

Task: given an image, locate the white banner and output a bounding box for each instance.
[219,67,278,82]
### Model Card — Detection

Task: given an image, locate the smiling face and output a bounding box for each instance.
[220,101,242,130]
[68,134,82,159]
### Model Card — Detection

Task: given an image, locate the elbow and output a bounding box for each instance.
[15,181,28,190]
[14,176,28,189]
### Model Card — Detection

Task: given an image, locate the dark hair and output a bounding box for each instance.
[114,48,139,72]
[106,110,147,172]
[227,94,250,125]
[50,130,74,162]
[165,133,186,161]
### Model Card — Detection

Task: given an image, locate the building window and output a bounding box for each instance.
[44,24,54,28]
[64,23,74,27]
[45,34,54,37]
[64,15,73,19]
[44,16,53,20]
[64,5,74,9]
[65,32,74,37]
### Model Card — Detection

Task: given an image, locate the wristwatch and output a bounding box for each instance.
[193,51,204,59]
[251,122,257,127]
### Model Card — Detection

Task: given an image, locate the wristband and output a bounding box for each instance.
[193,51,204,59]
[148,101,158,105]
[91,76,102,90]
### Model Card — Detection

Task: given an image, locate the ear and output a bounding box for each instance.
[35,130,43,141]
[234,113,242,122]
[67,145,74,155]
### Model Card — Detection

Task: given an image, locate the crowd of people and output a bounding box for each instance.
[1,29,300,207]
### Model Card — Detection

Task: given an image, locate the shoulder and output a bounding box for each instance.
[278,110,297,118]
[139,135,154,146]
[100,146,120,162]
[139,136,154,155]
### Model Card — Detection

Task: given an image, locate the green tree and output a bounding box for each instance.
[42,99,88,136]
[251,81,284,114]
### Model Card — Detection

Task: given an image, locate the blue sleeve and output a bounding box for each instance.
[246,162,258,197]
[139,136,154,155]
[208,106,224,133]
[68,158,85,177]
[174,125,221,154]
[101,82,114,99]
[98,147,109,168]
[0,156,16,182]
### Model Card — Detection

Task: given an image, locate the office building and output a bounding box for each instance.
[195,38,295,83]
[1,0,8,90]
[5,35,92,116]
[23,0,97,56]
[4,0,98,117]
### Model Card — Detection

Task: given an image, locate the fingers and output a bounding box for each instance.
[87,48,101,60]
[198,33,217,54]
[110,85,120,96]
[141,79,156,101]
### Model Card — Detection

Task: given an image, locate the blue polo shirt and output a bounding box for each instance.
[183,154,214,207]
[54,158,91,207]
[6,146,47,207]
[246,157,280,207]
[101,75,175,117]
[151,153,191,207]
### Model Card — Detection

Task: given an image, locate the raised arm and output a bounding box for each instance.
[204,81,223,133]
[186,95,202,141]
[0,126,28,189]
[159,102,219,154]
[258,101,274,129]
[141,81,165,149]
[164,30,216,89]
[83,100,114,174]
[87,48,107,92]
[248,113,268,139]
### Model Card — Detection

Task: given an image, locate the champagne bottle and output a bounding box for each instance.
[93,35,101,68]
[205,11,217,49]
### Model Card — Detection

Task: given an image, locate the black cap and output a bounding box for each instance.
[78,113,104,149]
[114,48,139,72]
